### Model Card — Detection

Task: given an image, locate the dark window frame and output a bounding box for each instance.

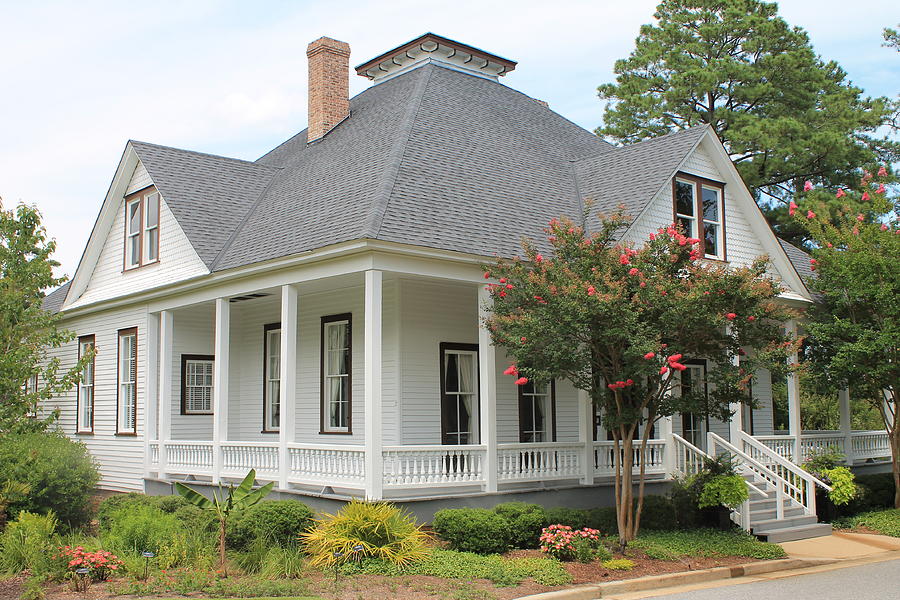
[76,334,95,434]
[122,186,161,272]
[320,313,353,435]
[262,322,282,433]
[518,379,557,443]
[671,172,727,261]
[680,358,709,445]
[180,354,215,415]
[116,327,139,436]
[439,342,480,445]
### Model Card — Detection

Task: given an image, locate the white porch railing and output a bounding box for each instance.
[851,431,892,460]
[164,441,214,474]
[222,442,279,477]
[756,430,891,463]
[593,440,667,477]
[383,445,485,487]
[287,444,365,487]
[671,433,706,477]
[497,442,582,482]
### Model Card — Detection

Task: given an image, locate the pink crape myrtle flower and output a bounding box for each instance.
[803,180,813,192]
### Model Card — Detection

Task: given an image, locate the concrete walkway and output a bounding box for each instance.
[780,531,900,559]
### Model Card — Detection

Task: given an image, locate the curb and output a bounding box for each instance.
[514,558,837,600]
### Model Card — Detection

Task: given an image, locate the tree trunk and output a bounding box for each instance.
[614,429,637,548]
[891,422,899,509]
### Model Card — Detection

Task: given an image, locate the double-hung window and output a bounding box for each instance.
[264,324,282,432]
[181,355,214,415]
[673,174,725,260]
[124,188,160,269]
[440,343,479,445]
[321,315,351,433]
[117,328,138,434]
[679,360,707,448]
[77,335,95,433]
[519,380,555,442]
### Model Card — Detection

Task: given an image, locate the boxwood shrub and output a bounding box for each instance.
[432,508,511,554]
[492,502,547,549]
[236,500,314,548]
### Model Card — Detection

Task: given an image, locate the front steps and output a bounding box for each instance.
[742,474,832,542]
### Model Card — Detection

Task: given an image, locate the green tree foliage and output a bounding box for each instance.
[0,199,91,433]
[483,210,793,544]
[597,1,898,247]
[794,170,899,507]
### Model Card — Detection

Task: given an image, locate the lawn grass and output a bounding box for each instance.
[628,529,787,561]
[838,508,900,537]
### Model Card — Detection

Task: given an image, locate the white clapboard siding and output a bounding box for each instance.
[40,306,149,492]
[68,163,208,309]
[170,303,215,440]
[125,162,152,195]
[751,368,775,436]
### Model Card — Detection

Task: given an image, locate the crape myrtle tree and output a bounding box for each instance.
[792,168,900,507]
[597,0,898,247]
[482,210,793,544]
[0,199,91,433]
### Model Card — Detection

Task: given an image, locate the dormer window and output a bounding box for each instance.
[673,174,726,260]
[124,188,160,270]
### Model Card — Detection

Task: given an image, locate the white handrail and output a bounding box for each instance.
[735,431,832,493]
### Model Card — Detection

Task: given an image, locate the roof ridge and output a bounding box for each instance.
[208,166,285,271]
[130,140,280,170]
[363,64,435,239]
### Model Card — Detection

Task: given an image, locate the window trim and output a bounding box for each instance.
[76,335,95,434]
[262,322,282,433]
[143,191,160,265]
[518,379,556,443]
[320,313,352,435]
[180,354,215,416]
[122,186,162,272]
[671,172,727,261]
[439,342,480,445]
[679,359,709,446]
[116,327,138,436]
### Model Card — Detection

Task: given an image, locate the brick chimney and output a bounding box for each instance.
[306,37,351,142]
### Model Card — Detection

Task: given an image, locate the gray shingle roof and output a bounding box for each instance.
[118,63,706,274]
[129,142,281,267]
[778,238,815,282]
[42,281,70,314]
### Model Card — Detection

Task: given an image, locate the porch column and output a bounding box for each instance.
[279,285,298,489]
[839,388,852,465]
[659,416,675,476]
[158,310,174,478]
[213,298,230,484]
[728,328,743,443]
[364,270,384,501]
[477,284,498,493]
[578,390,593,485]
[144,312,159,478]
[785,319,802,464]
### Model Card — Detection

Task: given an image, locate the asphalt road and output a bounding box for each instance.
[642,559,900,600]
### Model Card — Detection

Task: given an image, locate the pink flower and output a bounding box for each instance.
[826,242,833,248]
[670,362,687,371]
[726,312,737,320]
[643,352,656,360]
[747,316,756,322]
[619,255,630,265]
[876,183,886,194]
[506,283,514,289]
[659,366,669,375]
[499,277,507,283]
[836,188,845,198]
[649,233,656,241]
[520,336,527,342]
[789,201,798,216]
[483,271,490,279]
[878,166,888,177]
[499,291,506,297]
[857,214,864,222]
[862,191,870,202]
[881,224,889,231]
[503,365,518,376]
[514,377,528,386]
[803,180,813,191]
[806,210,816,219]
[535,254,543,263]
[616,381,626,388]
[587,285,596,296]
[629,267,639,276]
[626,379,634,386]
[810,259,817,271]
[667,353,683,363]
[607,383,617,390]
[639,281,647,288]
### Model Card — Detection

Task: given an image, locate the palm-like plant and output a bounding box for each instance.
[0,481,30,529]
[175,470,273,574]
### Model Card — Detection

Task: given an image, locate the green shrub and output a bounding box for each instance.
[237,500,314,548]
[630,529,786,560]
[0,433,99,527]
[850,509,900,537]
[822,467,857,506]
[854,474,896,510]
[492,502,547,549]
[544,507,590,530]
[97,493,154,527]
[586,507,618,533]
[803,446,847,472]
[259,546,306,579]
[635,495,677,531]
[698,474,749,509]
[102,504,181,555]
[602,558,635,570]
[0,511,58,576]
[432,508,511,554]
[301,500,431,567]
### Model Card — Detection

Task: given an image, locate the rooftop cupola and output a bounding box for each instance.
[355,33,517,84]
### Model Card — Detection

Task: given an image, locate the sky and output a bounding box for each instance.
[1,0,898,278]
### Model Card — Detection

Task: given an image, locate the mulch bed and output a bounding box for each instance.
[11,551,765,600]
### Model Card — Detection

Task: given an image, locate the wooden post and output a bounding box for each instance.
[158,310,174,479]
[279,285,298,489]
[144,312,159,479]
[213,298,230,484]
[478,284,498,493]
[785,320,802,464]
[839,388,852,465]
[364,270,384,500]
[728,326,743,443]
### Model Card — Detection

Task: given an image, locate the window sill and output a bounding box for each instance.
[319,430,352,435]
[75,431,94,436]
[261,429,279,434]
[181,412,214,416]
[115,432,138,437]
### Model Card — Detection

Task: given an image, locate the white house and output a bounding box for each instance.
[39,33,891,541]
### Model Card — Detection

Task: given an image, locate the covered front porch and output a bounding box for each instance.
[141,257,892,502]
